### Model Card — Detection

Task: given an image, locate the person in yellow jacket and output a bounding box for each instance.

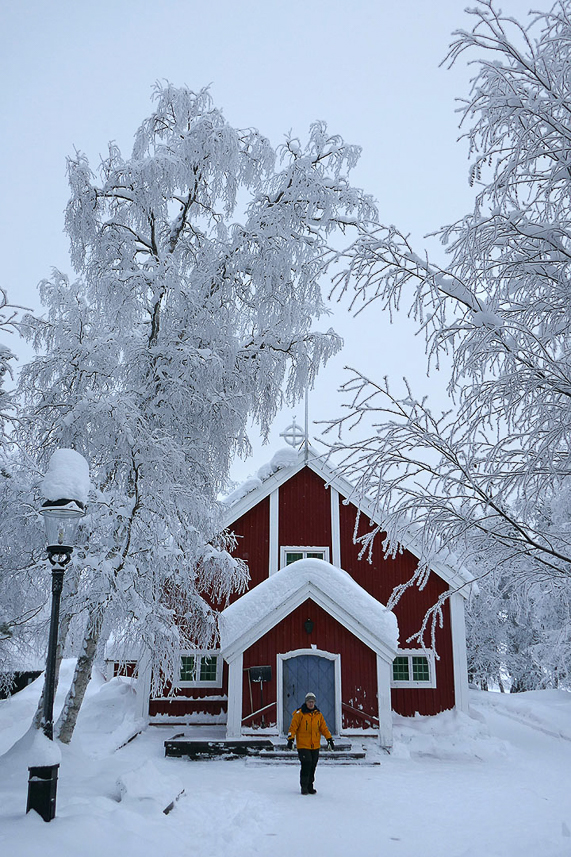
[286,691,335,794]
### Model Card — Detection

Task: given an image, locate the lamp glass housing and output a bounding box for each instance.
[39,500,85,549]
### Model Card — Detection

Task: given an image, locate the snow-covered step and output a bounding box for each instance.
[164,736,367,761]
[249,742,367,765]
[164,737,274,759]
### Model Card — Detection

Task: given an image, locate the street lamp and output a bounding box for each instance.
[26,497,85,822]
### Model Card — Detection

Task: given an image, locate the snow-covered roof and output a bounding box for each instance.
[219,558,399,661]
[221,447,299,506]
[222,444,474,597]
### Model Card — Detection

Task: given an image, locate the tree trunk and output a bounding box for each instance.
[55,607,102,744]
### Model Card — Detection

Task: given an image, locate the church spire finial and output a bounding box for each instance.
[279,416,306,448]
[280,390,310,457]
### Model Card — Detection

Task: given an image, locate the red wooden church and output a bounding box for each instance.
[136,439,471,749]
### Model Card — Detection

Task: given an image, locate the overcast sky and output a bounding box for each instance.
[1,0,536,484]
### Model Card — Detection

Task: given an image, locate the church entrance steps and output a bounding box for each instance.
[163,734,369,762]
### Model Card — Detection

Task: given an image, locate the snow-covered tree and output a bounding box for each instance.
[0,454,49,697]
[0,291,47,695]
[324,0,571,678]
[17,84,376,738]
[466,568,571,692]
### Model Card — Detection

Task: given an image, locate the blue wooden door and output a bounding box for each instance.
[282,654,336,735]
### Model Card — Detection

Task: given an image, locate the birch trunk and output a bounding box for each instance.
[55,607,102,744]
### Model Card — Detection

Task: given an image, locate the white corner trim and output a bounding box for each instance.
[135,647,152,721]
[330,487,341,568]
[269,488,279,576]
[376,655,393,749]
[226,653,243,738]
[449,590,469,713]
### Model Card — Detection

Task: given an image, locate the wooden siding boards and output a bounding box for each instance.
[228,468,458,719]
[338,490,455,716]
[278,467,332,550]
[230,495,270,593]
[155,462,461,724]
[149,664,229,720]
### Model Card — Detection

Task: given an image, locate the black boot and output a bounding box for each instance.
[308,786,317,794]
[301,786,309,795]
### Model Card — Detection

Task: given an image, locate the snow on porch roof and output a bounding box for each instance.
[218,557,399,660]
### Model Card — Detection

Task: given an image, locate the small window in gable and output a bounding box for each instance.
[391,651,436,688]
[281,546,330,568]
[178,651,222,687]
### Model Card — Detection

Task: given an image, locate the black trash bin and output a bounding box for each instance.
[26,763,59,822]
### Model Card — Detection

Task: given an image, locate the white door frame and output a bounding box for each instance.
[277,648,342,736]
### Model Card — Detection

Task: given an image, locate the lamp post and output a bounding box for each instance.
[26,497,85,822]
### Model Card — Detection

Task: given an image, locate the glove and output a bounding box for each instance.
[327,738,335,751]
[286,739,293,750]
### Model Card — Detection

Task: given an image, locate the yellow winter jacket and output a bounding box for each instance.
[288,705,332,749]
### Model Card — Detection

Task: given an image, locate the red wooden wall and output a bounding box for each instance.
[337,496,456,715]
[149,665,229,719]
[229,495,270,594]
[279,467,332,549]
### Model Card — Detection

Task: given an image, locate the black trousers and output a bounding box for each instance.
[297,748,320,788]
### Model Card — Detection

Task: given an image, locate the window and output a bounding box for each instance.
[391,651,436,688]
[280,546,330,568]
[178,652,222,687]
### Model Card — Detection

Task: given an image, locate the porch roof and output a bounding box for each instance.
[218,558,399,662]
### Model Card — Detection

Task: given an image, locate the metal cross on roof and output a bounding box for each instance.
[280,417,306,448]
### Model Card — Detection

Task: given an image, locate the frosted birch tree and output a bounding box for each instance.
[324,0,571,674]
[17,84,376,738]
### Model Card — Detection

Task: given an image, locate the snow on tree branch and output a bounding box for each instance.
[16,84,377,736]
[323,3,571,671]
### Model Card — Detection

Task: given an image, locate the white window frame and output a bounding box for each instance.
[280,546,330,569]
[177,650,223,688]
[391,649,436,689]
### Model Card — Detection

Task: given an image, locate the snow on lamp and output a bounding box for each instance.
[39,449,89,560]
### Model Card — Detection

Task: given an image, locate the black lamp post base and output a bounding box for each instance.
[26,764,59,822]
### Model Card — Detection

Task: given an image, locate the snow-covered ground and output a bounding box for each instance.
[1,663,571,857]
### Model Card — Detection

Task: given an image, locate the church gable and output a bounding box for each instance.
[223,445,471,598]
